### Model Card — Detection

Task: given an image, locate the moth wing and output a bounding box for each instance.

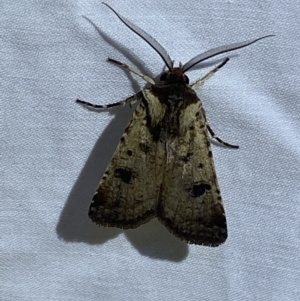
[158,104,227,246]
[89,93,164,229]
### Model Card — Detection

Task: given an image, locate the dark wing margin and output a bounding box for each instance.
[89,93,165,229]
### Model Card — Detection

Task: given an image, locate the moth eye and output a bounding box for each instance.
[160,72,169,81]
[183,74,189,84]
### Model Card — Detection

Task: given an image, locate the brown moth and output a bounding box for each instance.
[77,3,273,246]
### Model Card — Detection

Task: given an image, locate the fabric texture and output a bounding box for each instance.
[2,1,300,300]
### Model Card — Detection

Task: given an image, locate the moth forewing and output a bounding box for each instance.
[89,96,164,229]
[77,3,273,246]
[155,91,227,246]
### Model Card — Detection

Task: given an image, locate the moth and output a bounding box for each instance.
[77,3,273,246]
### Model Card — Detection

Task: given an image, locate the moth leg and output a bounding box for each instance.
[108,58,156,85]
[76,93,140,109]
[191,58,229,91]
[207,123,239,149]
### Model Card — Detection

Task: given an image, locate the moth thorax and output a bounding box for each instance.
[160,67,189,84]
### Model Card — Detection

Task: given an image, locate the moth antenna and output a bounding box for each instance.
[103,2,173,70]
[182,35,274,72]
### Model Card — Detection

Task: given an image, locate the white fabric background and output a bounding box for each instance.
[2,0,300,300]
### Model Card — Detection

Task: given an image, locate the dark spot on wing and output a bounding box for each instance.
[212,213,227,229]
[181,156,189,163]
[139,143,151,153]
[190,183,211,197]
[114,168,133,184]
[208,150,212,158]
[198,163,204,169]
[127,150,133,156]
[181,152,193,163]
[90,190,106,208]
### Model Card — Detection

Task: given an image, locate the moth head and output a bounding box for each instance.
[160,67,190,84]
